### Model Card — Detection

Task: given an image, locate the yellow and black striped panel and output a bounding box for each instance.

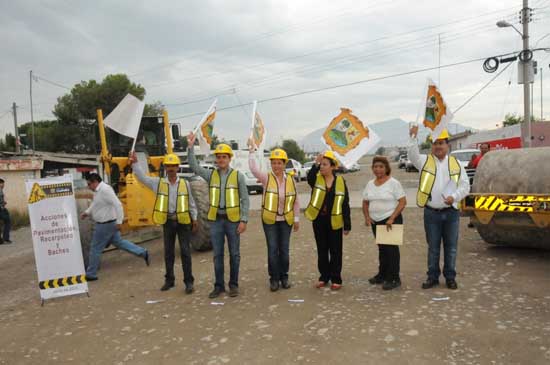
[28,182,74,204]
[39,275,86,290]
[474,195,550,213]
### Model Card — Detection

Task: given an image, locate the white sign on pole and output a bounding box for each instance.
[26,175,88,301]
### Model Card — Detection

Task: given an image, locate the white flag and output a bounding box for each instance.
[320,108,380,168]
[103,94,145,141]
[193,99,217,155]
[250,101,266,153]
[420,78,453,140]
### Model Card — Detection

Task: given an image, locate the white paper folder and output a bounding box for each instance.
[375,224,404,245]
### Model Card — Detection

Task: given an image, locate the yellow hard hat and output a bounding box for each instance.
[323,150,339,166]
[429,129,450,141]
[163,153,181,165]
[269,148,288,161]
[213,143,233,157]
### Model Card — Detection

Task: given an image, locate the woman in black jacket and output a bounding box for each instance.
[304,151,351,290]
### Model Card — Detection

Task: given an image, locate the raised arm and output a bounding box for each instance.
[248,150,268,185]
[407,125,427,170]
[130,152,160,192]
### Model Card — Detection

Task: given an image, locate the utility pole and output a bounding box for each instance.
[438,33,441,87]
[12,102,20,154]
[521,0,532,147]
[29,70,36,152]
[541,67,544,121]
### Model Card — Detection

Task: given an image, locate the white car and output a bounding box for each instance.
[303,161,315,175]
[398,154,408,169]
[244,171,263,194]
[450,148,480,185]
[285,159,307,181]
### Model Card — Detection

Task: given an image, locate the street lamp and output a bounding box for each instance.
[496,20,524,38]
[497,1,532,147]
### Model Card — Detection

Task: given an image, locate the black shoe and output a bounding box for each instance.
[446,279,458,290]
[467,222,475,228]
[85,275,98,282]
[143,251,150,266]
[382,279,401,291]
[421,278,439,289]
[209,287,225,298]
[368,275,384,285]
[280,279,291,289]
[229,286,239,297]
[160,282,174,291]
[270,280,279,292]
[185,283,194,294]
[4,240,12,244]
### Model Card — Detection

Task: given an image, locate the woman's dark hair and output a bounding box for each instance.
[86,173,102,183]
[323,157,337,167]
[372,156,391,176]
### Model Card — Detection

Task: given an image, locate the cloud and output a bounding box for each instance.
[1,0,548,144]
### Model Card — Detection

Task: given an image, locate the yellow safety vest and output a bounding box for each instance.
[304,174,345,229]
[153,178,191,225]
[417,154,461,208]
[208,169,241,222]
[262,173,296,225]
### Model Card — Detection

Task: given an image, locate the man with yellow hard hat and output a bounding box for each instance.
[408,126,469,290]
[187,133,250,299]
[130,151,198,294]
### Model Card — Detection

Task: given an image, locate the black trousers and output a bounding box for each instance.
[371,214,402,281]
[313,214,343,284]
[163,220,194,285]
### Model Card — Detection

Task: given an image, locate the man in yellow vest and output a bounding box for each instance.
[408,126,469,290]
[187,133,250,299]
[130,152,198,294]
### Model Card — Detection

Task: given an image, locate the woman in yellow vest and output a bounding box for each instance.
[248,144,300,292]
[305,151,351,290]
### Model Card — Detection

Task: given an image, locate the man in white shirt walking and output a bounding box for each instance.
[81,173,149,281]
[408,126,469,290]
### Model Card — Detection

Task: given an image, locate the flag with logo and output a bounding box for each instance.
[249,101,266,152]
[321,108,380,168]
[193,99,217,155]
[420,78,453,140]
[103,93,145,150]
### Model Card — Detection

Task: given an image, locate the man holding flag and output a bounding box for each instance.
[187,103,249,298]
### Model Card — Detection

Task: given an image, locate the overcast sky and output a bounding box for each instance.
[1,0,549,146]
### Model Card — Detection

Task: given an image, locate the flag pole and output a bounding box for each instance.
[193,98,218,135]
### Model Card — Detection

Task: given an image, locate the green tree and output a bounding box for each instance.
[503,113,523,127]
[281,139,306,163]
[420,135,431,150]
[0,133,16,151]
[375,146,386,156]
[144,101,164,116]
[53,74,146,124]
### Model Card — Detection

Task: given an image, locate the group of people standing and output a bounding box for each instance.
[82,126,470,297]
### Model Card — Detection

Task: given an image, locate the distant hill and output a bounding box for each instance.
[300,118,474,152]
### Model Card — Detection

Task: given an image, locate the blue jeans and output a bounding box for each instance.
[86,221,147,278]
[210,218,240,290]
[262,221,292,282]
[424,207,459,281]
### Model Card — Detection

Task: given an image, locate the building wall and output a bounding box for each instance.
[1,170,41,214]
[521,121,550,148]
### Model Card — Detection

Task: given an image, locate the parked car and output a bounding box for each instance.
[450,148,480,185]
[285,159,307,181]
[244,171,263,194]
[303,161,315,175]
[405,158,418,172]
[347,163,361,172]
[398,154,408,169]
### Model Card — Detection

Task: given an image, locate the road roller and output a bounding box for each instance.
[462,147,550,249]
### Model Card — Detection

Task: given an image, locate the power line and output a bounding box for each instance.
[171,55,514,121]
[454,61,514,115]
[146,7,518,90]
[129,0,394,79]
[34,75,71,90]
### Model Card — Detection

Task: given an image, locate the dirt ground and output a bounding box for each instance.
[1,160,550,365]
